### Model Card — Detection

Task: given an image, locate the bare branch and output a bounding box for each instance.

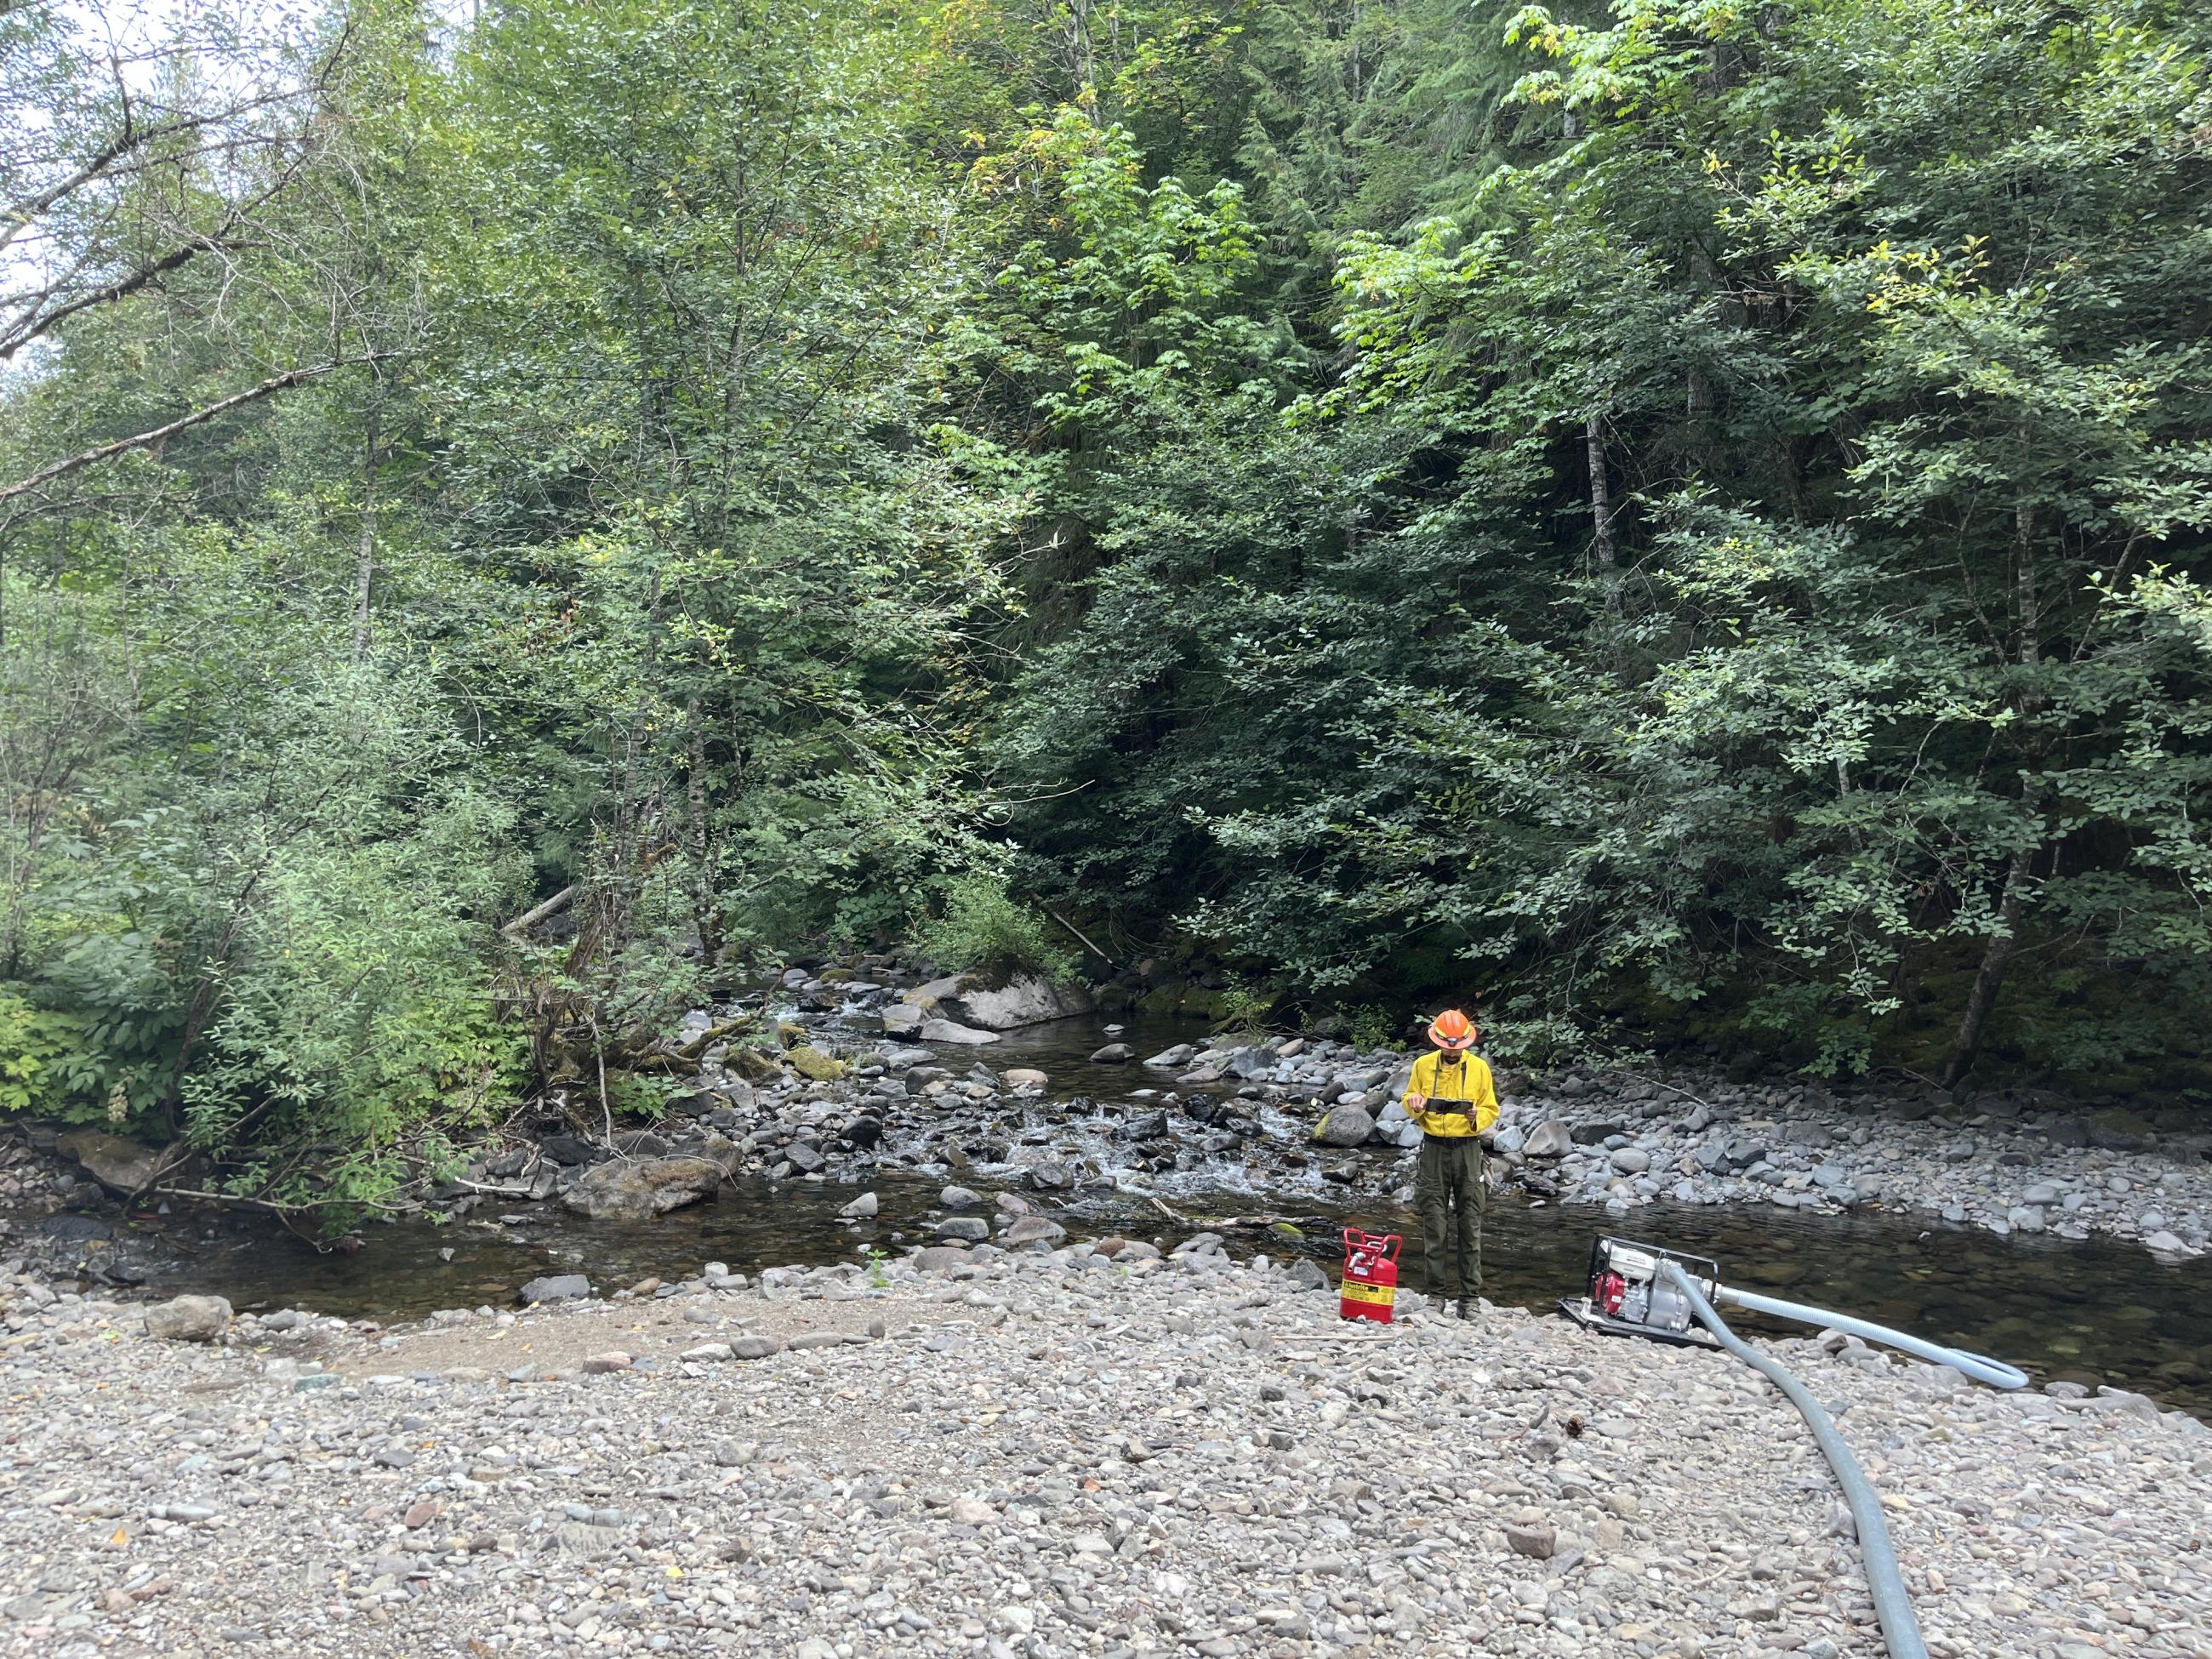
[0,361,339,505]
[0,9,357,357]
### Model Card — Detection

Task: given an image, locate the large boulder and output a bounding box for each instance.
[784,1044,847,1082]
[1090,1043,1136,1064]
[57,1129,168,1194]
[918,1018,1000,1046]
[905,973,970,1008]
[142,1294,231,1342]
[1312,1104,1376,1149]
[1001,1216,1067,1247]
[539,1132,599,1166]
[948,972,1095,1032]
[2088,1109,2156,1152]
[561,1156,727,1222]
[727,1046,786,1082]
[1523,1119,1573,1158]
[1225,1047,1272,1080]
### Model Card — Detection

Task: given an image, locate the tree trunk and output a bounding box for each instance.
[352,411,379,664]
[1942,501,2044,1088]
[687,693,720,961]
[1942,844,2032,1090]
[1586,409,1623,677]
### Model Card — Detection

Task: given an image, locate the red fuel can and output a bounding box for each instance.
[1338,1228,1402,1324]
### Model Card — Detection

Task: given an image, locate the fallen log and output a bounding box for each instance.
[502,884,578,938]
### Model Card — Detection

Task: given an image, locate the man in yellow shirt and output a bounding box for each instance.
[1401,1008,1498,1320]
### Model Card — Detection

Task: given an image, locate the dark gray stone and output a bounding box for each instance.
[518,1274,592,1304]
[1311,1104,1374,1148]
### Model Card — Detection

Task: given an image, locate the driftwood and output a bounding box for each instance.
[443,1177,536,1199]
[149,1183,412,1216]
[502,884,579,938]
[1042,904,1113,964]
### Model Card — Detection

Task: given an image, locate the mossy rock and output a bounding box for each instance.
[785,1044,847,1082]
[729,1046,784,1083]
[776,1020,808,1048]
[2088,1107,2157,1149]
[1178,987,1230,1020]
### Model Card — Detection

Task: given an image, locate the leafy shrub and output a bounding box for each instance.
[1341,1004,1397,1052]
[915,877,1078,986]
[1213,980,1274,1040]
[0,993,103,1120]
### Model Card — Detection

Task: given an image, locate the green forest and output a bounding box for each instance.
[5,0,2211,1209]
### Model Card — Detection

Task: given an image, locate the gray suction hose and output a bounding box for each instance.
[1713,1286,2031,1392]
[1659,1263,1933,1659]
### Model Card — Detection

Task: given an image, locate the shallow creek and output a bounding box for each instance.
[134,1012,2212,1417]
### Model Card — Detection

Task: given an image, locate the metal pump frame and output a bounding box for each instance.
[1557,1234,1723,1348]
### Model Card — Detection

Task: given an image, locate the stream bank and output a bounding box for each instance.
[6,962,2212,1411]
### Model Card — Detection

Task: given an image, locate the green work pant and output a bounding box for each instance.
[1416,1136,1485,1301]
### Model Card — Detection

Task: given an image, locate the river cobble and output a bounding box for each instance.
[2,1242,2206,1659]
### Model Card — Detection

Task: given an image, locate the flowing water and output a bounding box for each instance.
[151,1013,2212,1417]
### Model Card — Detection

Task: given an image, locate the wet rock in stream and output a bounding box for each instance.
[560,1156,730,1223]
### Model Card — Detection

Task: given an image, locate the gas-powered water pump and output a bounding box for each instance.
[1561,1234,1723,1347]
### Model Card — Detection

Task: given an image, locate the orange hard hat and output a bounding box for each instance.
[1428,1008,1477,1050]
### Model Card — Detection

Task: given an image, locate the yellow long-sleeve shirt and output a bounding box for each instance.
[1402,1050,1498,1137]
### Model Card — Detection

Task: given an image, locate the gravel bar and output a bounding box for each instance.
[3,1242,2207,1659]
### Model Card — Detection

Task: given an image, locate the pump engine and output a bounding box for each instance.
[1560,1235,1722,1347]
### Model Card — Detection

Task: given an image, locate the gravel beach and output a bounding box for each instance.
[3,1240,2207,1659]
